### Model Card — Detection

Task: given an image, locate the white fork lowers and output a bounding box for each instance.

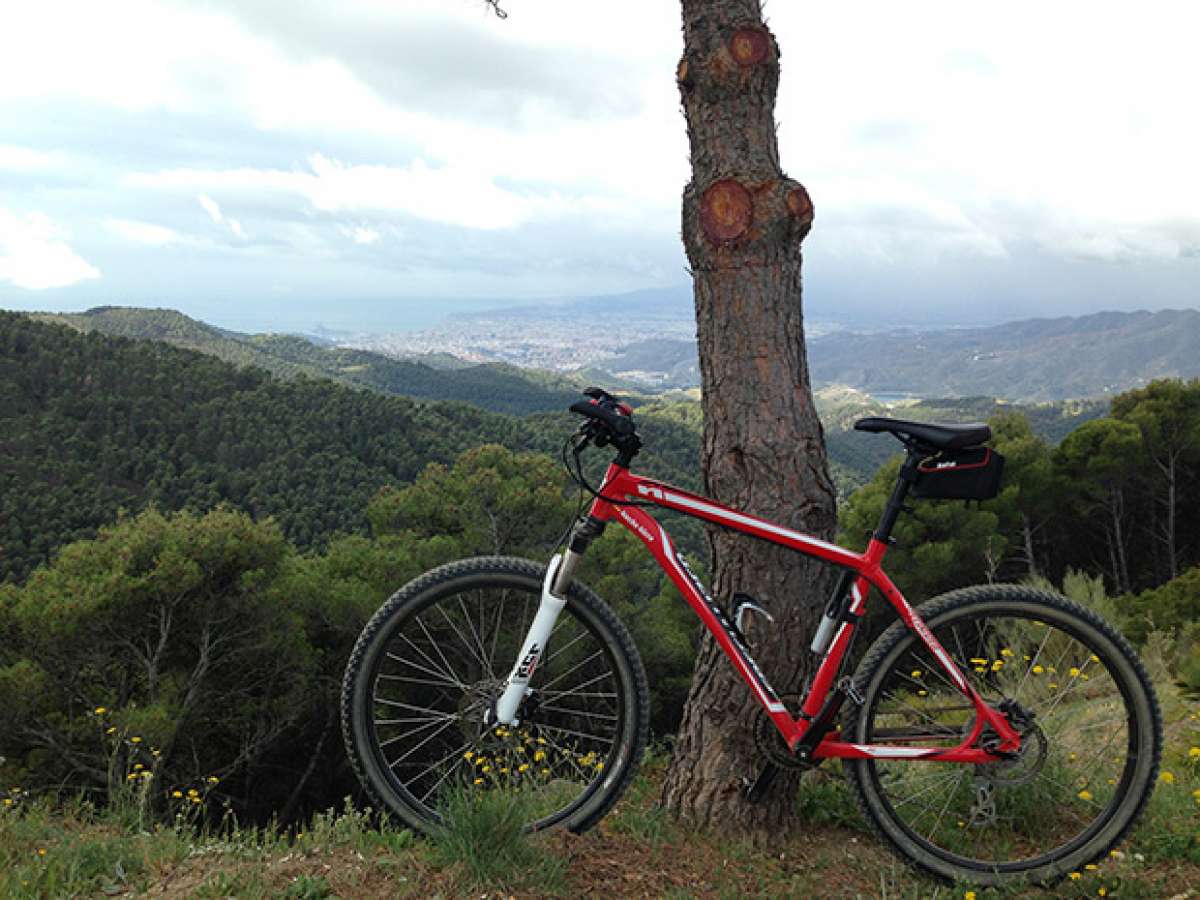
[490,554,567,726]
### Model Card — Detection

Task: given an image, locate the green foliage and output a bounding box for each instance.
[838,456,1006,604]
[367,444,574,559]
[0,507,320,823]
[432,786,567,892]
[1116,567,1200,695]
[47,305,584,415]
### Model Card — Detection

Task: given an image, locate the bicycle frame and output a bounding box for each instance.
[573,462,1021,764]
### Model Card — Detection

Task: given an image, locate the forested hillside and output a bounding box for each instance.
[39,307,583,415]
[0,313,699,583]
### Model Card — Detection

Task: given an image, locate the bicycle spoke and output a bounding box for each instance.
[539,648,606,693]
[387,718,460,768]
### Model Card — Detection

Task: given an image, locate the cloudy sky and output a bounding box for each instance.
[1,0,1197,333]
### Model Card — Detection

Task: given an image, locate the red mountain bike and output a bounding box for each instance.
[342,388,1161,886]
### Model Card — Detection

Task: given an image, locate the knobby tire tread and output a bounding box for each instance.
[841,584,1162,887]
[340,556,650,836]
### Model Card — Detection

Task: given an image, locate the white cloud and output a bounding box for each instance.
[198,194,223,224]
[138,154,582,231]
[0,208,100,290]
[338,224,381,246]
[0,145,59,171]
[105,217,183,246]
[2,0,1198,310]
[197,193,247,239]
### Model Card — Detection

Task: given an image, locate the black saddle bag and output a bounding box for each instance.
[912,447,1005,501]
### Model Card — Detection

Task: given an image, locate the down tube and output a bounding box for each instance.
[606,503,800,743]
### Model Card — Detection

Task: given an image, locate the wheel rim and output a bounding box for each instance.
[364,575,626,830]
[859,604,1145,872]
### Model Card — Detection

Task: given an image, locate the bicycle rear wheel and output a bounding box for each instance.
[341,556,649,834]
[843,585,1161,886]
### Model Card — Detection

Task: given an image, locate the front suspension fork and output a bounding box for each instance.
[489,516,606,725]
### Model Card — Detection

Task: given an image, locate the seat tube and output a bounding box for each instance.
[873,449,920,545]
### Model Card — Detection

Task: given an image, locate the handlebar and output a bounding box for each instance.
[568,387,641,462]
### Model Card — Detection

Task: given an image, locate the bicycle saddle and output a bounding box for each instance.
[853,417,991,451]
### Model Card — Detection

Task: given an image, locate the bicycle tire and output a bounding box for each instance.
[341,556,649,835]
[842,585,1161,887]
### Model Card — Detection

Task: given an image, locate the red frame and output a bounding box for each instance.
[586,463,1021,763]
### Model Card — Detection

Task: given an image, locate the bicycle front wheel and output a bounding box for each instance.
[341,557,649,835]
[843,585,1161,886]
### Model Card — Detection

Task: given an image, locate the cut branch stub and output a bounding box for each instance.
[729,27,770,68]
[786,184,814,227]
[677,57,691,88]
[700,179,753,244]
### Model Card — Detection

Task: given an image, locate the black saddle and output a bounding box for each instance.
[853,417,991,451]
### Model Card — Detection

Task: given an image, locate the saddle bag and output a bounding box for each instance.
[912,447,1005,501]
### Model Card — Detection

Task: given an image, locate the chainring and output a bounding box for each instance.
[753,695,814,770]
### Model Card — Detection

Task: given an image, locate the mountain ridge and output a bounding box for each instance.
[590,307,1200,401]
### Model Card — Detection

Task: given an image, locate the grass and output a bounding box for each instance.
[1,685,1198,898]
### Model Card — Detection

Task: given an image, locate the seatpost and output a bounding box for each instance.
[873,445,924,544]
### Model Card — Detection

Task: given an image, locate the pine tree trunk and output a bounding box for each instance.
[660,0,838,834]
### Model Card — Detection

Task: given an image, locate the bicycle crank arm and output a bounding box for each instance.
[491,555,567,726]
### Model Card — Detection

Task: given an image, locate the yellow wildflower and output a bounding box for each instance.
[910,669,922,678]
[1069,667,1080,677]
[1069,872,1081,880]
[206,777,219,784]
[1085,863,1098,871]
[534,750,546,762]
[1000,648,1014,657]
[3,799,12,807]
[1188,747,1200,759]
[106,727,117,735]
[969,658,988,666]
[518,764,530,773]
[133,763,143,771]
[918,690,928,697]
[1032,665,1044,674]
[187,789,199,798]
[130,736,142,744]
[1160,771,1175,784]
[1078,790,1093,801]
[37,848,46,856]
[172,791,183,798]
[94,706,107,715]
[473,778,483,785]
[1098,888,1107,896]
[965,892,976,900]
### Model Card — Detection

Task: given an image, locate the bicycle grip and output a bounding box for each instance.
[569,399,635,436]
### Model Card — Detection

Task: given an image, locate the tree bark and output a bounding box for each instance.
[661,0,838,835]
